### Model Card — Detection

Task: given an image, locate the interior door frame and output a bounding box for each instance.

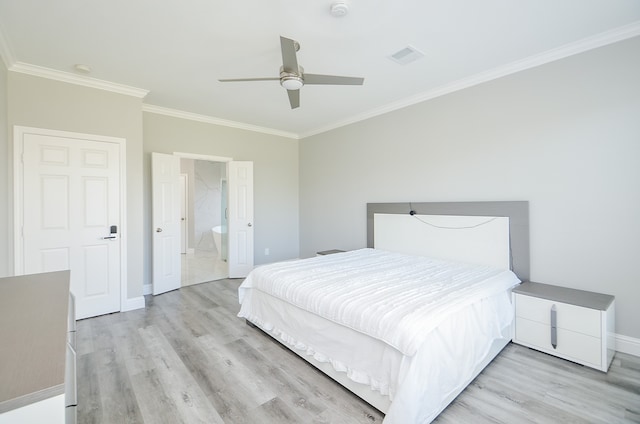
[13,126,128,311]
[170,152,234,279]
[173,152,232,164]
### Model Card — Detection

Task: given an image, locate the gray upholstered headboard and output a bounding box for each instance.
[366,201,530,282]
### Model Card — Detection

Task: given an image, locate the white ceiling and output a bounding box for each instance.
[1,1,639,138]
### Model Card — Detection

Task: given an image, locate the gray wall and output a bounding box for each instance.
[4,72,145,299]
[299,37,640,339]
[143,112,299,287]
[0,70,299,295]
[0,58,8,276]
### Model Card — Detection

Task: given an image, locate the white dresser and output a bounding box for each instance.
[512,281,615,372]
[0,271,76,423]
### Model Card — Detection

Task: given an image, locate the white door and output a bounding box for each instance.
[180,173,188,254]
[227,161,254,278]
[19,131,122,319]
[151,152,181,295]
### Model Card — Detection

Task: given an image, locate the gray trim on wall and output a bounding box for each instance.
[366,201,530,281]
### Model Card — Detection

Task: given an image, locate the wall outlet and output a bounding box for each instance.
[264,248,270,255]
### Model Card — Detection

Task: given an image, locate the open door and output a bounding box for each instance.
[227,161,254,278]
[179,173,188,254]
[152,152,181,295]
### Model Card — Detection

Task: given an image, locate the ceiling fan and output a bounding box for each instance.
[218,36,364,109]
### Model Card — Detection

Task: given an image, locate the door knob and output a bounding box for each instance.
[247,223,252,227]
[156,228,163,232]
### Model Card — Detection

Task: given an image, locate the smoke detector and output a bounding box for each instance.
[330,1,349,17]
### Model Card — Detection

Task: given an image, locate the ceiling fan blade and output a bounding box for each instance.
[287,89,300,109]
[303,74,364,85]
[280,36,299,73]
[218,77,279,82]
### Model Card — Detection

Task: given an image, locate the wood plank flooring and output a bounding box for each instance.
[77,279,640,424]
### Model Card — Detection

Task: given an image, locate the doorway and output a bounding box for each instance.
[152,152,253,294]
[180,158,228,286]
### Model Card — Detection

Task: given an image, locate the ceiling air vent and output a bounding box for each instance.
[388,45,424,65]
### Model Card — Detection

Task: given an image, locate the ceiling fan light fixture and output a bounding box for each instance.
[281,75,304,90]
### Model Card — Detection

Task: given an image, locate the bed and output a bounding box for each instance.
[238,201,529,423]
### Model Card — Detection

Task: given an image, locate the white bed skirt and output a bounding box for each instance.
[239,287,514,423]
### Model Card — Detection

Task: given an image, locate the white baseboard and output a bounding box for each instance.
[615,333,640,357]
[122,295,145,312]
[143,283,152,295]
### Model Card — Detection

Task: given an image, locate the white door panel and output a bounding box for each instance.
[180,174,188,254]
[228,161,254,278]
[152,152,181,295]
[20,131,121,319]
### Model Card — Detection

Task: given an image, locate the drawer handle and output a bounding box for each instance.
[550,304,557,349]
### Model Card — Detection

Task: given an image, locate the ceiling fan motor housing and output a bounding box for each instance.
[280,66,304,90]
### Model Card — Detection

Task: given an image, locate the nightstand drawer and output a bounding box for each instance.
[515,294,601,337]
[515,317,601,367]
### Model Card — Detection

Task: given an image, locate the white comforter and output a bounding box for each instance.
[239,248,519,356]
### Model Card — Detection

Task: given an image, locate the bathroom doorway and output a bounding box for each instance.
[179,158,229,286]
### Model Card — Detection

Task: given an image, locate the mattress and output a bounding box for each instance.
[238,249,520,423]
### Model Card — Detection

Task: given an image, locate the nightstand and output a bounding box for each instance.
[512,281,615,372]
[316,249,345,256]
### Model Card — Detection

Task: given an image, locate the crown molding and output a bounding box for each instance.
[300,21,640,138]
[9,62,149,98]
[0,22,147,97]
[142,104,300,140]
[2,17,637,140]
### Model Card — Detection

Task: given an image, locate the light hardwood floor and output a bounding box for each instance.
[77,279,640,424]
